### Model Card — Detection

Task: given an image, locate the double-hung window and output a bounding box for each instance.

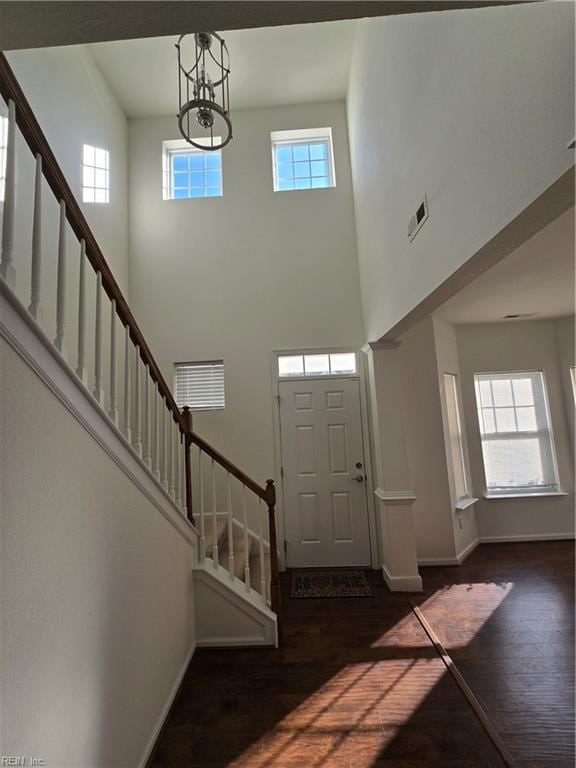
[271,128,335,192]
[474,371,560,497]
[163,139,222,200]
[82,144,109,203]
[174,361,225,411]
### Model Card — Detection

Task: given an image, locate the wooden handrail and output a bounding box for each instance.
[0,52,186,434]
[189,430,272,502]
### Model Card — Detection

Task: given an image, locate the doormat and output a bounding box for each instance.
[290,570,373,599]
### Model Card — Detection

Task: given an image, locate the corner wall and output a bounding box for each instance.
[347,1,575,341]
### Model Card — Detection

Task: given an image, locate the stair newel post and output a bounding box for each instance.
[211,457,218,567]
[242,484,250,592]
[182,406,194,524]
[227,471,234,580]
[0,99,16,289]
[266,479,281,620]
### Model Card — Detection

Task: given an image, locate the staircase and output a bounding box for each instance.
[0,52,280,641]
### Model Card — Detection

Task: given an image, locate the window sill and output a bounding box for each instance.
[455,497,479,511]
[483,491,569,500]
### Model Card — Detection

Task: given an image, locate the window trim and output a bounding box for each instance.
[276,349,358,380]
[162,138,223,201]
[270,127,335,192]
[442,371,471,503]
[174,359,225,412]
[473,369,561,498]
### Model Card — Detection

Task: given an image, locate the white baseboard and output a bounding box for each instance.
[382,564,423,592]
[419,538,480,567]
[139,641,196,768]
[196,635,275,648]
[479,533,575,544]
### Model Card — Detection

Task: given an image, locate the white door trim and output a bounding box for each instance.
[270,346,378,570]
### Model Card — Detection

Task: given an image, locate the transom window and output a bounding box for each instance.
[82,144,109,203]
[474,371,560,496]
[163,138,222,200]
[278,352,356,378]
[271,128,335,192]
[0,115,7,203]
[174,361,225,411]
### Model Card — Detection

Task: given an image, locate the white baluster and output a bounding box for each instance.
[258,499,266,601]
[199,449,205,561]
[227,472,234,580]
[108,299,118,424]
[180,434,186,515]
[160,405,168,488]
[0,100,16,289]
[168,416,175,498]
[243,485,250,592]
[28,153,43,321]
[76,239,88,384]
[153,385,160,479]
[93,271,104,404]
[144,366,152,469]
[211,458,218,567]
[133,346,142,455]
[123,325,132,441]
[54,200,67,357]
[174,424,182,509]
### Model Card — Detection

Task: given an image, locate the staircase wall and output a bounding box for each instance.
[0,328,197,768]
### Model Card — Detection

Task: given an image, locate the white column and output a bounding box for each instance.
[364,342,422,592]
[0,100,16,289]
[54,200,67,357]
[28,153,43,321]
[108,299,118,424]
[93,271,104,405]
[133,346,142,455]
[123,325,132,441]
[76,239,88,384]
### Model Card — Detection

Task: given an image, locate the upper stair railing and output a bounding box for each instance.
[0,52,280,619]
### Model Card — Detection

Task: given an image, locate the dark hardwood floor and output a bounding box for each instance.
[150,542,574,768]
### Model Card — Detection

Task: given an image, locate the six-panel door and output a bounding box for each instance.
[279,377,371,567]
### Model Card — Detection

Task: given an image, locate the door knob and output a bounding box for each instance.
[354,475,365,483]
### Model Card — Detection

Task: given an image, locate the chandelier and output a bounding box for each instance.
[175,31,232,151]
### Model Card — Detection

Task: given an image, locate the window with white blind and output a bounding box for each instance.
[474,371,560,497]
[443,373,470,501]
[174,361,225,411]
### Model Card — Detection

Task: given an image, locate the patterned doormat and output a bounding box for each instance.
[290,570,373,599]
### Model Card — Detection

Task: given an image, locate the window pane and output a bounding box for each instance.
[175,361,225,411]
[172,154,188,171]
[174,188,190,199]
[278,356,304,376]
[276,146,292,163]
[495,407,516,432]
[190,154,205,170]
[295,178,311,190]
[277,163,294,180]
[294,162,310,179]
[492,379,513,407]
[173,172,189,188]
[309,143,327,160]
[310,160,327,177]
[512,378,534,406]
[304,354,330,375]
[205,186,221,197]
[478,379,493,407]
[205,153,221,169]
[481,408,496,434]
[516,406,537,431]
[206,170,220,186]
[189,188,205,198]
[190,171,204,187]
[311,177,329,189]
[293,144,309,162]
[329,353,356,374]
[277,179,294,191]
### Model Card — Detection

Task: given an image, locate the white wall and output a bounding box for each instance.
[128,101,364,485]
[347,1,575,341]
[0,338,196,768]
[456,319,575,541]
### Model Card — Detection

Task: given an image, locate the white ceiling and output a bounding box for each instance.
[435,207,575,325]
[88,20,357,117]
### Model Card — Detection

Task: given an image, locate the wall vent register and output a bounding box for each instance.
[474,370,560,497]
[174,360,225,411]
[408,195,429,241]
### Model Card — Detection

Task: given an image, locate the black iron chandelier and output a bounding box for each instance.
[175,31,232,151]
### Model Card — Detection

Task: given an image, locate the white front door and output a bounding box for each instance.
[279,376,371,568]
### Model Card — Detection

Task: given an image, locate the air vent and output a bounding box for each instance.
[503,313,537,320]
[408,195,429,241]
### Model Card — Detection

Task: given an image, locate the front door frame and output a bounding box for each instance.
[270,346,379,571]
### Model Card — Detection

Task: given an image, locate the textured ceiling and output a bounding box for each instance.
[0,1,537,51]
[435,207,575,324]
[88,21,357,115]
